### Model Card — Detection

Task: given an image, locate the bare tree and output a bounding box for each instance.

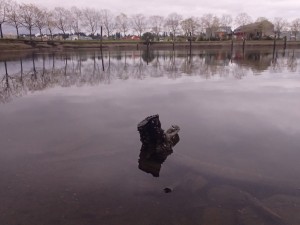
[19,3,38,39]
[101,9,115,38]
[180,17,199,36]
[131,14,147,37]
[256,17,268,23]
[235,12,252,27]
[273,17,288,39]
[149,15,164,39]
[45,10,55,39]
[82,8,99,37]
[6,0,21,38]
[290,18,300,40]
[201,14,220,40]
[165,13,183,41]
[53,7,71,38]
[70,6,82,38]
[0,0,9,38]
[115,13,130,37]
[220,14,233,27]
[34,7,47,40]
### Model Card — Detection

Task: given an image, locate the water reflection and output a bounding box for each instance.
[1,48,300,103]
[137,115,180,177]
[1,48,300,225]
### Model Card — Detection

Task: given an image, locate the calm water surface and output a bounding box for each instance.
[1,48,300,225]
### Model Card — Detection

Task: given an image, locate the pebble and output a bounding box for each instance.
[163,187,172,193]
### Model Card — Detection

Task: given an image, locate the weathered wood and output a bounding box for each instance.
[99,26,105,71]
[189,32,192,54]
[273,37,276,52]
[100,26,103,50]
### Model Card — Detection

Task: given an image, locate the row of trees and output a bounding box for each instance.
[1,0,300,40]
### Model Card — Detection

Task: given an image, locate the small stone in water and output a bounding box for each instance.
[164,188,172,193]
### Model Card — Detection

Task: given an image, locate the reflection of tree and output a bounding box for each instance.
[141,50,155,64]
[270,51,286,73]
[1,49,299,103]
[287,50,297,72]
[0,62,12,103]
[163,51,181,79]
[0,61,27,103]
[180,50,193,75]
[232,50,273,73]
[232,64,247,79]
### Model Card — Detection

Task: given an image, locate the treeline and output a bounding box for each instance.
[0,0,300,40]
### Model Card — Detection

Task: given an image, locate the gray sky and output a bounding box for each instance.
[16,0,300,22]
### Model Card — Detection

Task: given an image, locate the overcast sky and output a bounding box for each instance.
[15,0,300,22]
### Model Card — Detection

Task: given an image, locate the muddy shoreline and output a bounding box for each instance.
[1,38,300,52]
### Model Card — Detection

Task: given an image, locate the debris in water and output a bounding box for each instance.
[137,115,180,177]
[163,188,172,193]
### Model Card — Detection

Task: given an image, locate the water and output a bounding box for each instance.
[1,48,300,225]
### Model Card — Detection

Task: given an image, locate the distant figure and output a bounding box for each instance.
[137,115,180,177]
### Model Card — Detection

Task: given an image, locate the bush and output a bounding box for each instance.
[141,32,155,42]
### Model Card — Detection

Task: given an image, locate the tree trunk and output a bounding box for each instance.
[29,27,32,40]
[0,23,3,38]
[39,28,43,41]
[173,29,176,42]
[16,26,19,39]
[49,28,53,40]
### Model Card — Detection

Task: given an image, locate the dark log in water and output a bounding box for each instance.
[137,115,180,177]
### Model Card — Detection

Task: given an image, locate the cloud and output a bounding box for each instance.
[15,0,300,21]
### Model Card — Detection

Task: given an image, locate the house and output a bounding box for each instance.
[130,35,141,41]
[281,31,300,41]
[66,35,93,41]
[122,35,141,41]
[234,20,274,40]
[215,26,232,40]
[205,26,232,40]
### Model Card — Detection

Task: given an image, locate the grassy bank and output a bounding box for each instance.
[1,38,300,51]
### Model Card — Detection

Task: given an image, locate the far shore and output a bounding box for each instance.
[1,38,300,52]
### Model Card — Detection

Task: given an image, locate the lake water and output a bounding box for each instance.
[1,48,300,225]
